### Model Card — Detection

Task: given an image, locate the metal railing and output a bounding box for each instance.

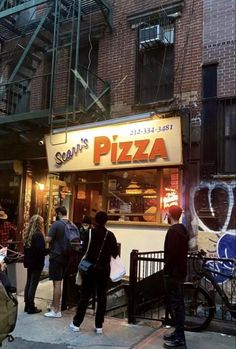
[0,67,110,122]
[128,249,236,326]
[128,250,165,324]
[0,0,36,12]
[0,73,51,115]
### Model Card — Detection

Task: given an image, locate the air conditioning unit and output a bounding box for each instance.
[139,25,163,49]
[163,27,174,44]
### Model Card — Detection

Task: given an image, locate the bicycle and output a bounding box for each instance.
[183,249,236,332]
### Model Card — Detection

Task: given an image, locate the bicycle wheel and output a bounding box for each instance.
[184,282,215,332]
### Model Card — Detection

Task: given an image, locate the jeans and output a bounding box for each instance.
[24,268,42,308]
[165,276,185,341]
[73,271,109,328]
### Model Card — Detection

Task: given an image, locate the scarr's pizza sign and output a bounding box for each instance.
[45,117,183,172]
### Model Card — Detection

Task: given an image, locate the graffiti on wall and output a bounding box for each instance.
[190,180,236,283]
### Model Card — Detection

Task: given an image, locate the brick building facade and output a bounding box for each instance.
[192,0,236,260]
[0,0,203,234]
[97,0,202,118]
[1,0,235,268]
[201,0,236,177]
[203,0,236,98]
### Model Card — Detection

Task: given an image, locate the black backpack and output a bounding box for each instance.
[0,281,18,346]
[61,220,80,254]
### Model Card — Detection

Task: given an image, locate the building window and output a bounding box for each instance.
[69,44,104,116]
[218,98,236,173]
[136,21,174,104]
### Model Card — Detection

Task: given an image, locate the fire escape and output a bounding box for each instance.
[0,0,112,148]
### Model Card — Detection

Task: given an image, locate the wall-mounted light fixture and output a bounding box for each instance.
[35,181,45,191]
[38,139,44,146]
[168,11,182,18]
[150,112,165,119]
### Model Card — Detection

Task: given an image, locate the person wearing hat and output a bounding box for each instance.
[0,210,16,249]
[163,205,189,349]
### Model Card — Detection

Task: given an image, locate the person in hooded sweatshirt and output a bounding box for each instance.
[163,205,189,349]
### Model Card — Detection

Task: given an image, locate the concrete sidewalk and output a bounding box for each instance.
[2,279,235,349]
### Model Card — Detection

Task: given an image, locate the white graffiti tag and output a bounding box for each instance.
[190,180,236,283]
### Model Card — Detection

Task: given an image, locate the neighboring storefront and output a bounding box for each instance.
[45,114,184,271]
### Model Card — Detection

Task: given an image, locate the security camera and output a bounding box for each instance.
[38,139,44,146]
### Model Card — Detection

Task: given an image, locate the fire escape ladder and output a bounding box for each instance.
[0,1,7,12]
[49,0,81,143]
[49,0,112,143]
[93,0,113,32]
[7,7,53,85]
[0,1,112,134]
[0,1,49,17]
[0,3,54,115]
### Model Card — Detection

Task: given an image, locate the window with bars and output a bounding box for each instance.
[218,98,236,173]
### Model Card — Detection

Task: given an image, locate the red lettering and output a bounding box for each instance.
[117,142,132,163]
[149,138,168,160]
[111,135,118,163]
[133,140,149,161]
[93,135,168,165]
[94,136,110,165]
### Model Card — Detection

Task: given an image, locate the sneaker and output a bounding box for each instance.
[95,327,103,334]
[163,339,186,348]
[69,322,80,332]
[163,331,176,341]
[44,310,62,318]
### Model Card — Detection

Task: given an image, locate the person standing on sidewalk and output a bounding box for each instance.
[79,215,92,246]
[0,210,16,248]
[44,206,69,318]
[163,205,189,349]
[69,211,118,334]
[23,214,46,314]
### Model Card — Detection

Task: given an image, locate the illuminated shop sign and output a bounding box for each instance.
[45,117,183,172]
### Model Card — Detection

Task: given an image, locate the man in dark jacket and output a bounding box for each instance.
[70,211,118,334]
[163,205,189,348]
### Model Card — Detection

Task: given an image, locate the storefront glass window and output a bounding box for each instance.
[106,169,158,222]
[160,168,180,222]
[73,167,180,225]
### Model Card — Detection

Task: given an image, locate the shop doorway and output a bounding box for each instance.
[73,179,103,226]
[46,178,72,231]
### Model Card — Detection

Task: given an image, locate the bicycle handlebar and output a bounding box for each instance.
[189,249,236,280]
[189,249,206,259]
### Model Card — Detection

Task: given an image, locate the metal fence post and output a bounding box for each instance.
[128,249,138,324]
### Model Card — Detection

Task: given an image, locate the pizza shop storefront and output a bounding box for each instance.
[45,114,184,273]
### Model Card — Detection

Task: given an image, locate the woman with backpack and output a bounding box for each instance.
[23,214,46,314]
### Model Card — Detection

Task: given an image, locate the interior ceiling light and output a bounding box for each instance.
[143,188,157,198]
[125,181,142,195]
